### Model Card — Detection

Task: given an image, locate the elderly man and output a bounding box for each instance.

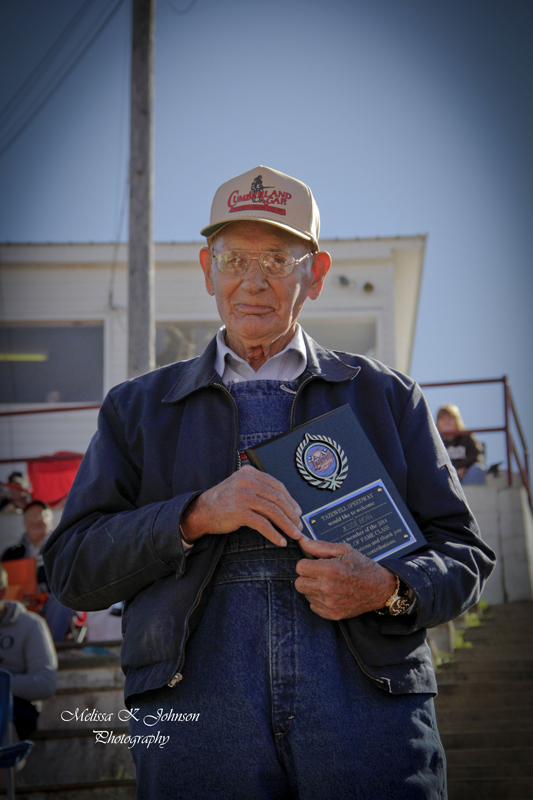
[44,166,495,800]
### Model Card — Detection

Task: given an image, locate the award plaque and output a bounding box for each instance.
[245,404,426,562]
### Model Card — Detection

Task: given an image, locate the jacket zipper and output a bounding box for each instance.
[289,375,390,692]
[289,375,315,430]
[168,383,241,687]
[338,622,389,690]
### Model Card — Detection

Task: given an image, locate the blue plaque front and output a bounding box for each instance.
[246,405,426,562]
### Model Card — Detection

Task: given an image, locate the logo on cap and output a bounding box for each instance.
[227,174,292,217]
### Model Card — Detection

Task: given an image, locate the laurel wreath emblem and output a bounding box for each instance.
[295,433,348,491]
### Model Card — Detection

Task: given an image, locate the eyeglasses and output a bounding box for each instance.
[211,249,312,278]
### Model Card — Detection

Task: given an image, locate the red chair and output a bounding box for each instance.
[2,560,37,603]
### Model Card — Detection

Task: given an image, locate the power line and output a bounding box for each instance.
[0,0,128,160]
[0,0,97,126]
[167,0,199,14]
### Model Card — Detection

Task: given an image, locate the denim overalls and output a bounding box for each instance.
[131,381,446,799]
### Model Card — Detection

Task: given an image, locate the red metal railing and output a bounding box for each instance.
[0,404,100,465]
[0,377,530,506]
[419,376,530,507]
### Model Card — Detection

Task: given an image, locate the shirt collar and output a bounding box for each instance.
[214,324,307,383]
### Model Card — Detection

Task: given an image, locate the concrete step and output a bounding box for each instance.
[463,623,532,636]
[57,663,125,691]
[437,669,533,683]
[442,659,533,672]
[446,747,533,768]
[55,639,122,655]
[463,624,531,647]
[449,648,533,660]
[435,690,533,710]
[450,764,533,780]
[436,706,533,728]
[441,730,533,750]
[0,780,136,799]
[485,602,533,615]
[14,642,132,795]
[436,680,533,695]
[39,686,126,730]
[480,614,533,626]
[448,777,533,800]
[18,728,136,786]
[439,719,533,733]
[460,635,533,648]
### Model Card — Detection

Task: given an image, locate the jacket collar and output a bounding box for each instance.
[162,328,360,404]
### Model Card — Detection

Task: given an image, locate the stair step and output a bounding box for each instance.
[1,779,136,799]
[442,659,533,672]
[437,681,533,696]
[484,602,533,614]
[58,653,121,671]
[448,777,533,800]
[442,730,533,749]
[18,728,136,786]
[449,764,533,779]
[436,707,533,728]
[439,719,533,733]
[55,639,122,653]
[57,664,125,691]
[470,628,533,637]
[437,669,533,683]
[39,687,126,730]
[446,747,533,767]
[435,693,533,711]
[448,650,533,661]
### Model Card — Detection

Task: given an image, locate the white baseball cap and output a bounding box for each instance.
[201,165,320,249]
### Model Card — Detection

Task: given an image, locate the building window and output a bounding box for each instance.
[156,322,221,367]
[0,324,104,404]
[299,318,376,358]
[155,318,377,368]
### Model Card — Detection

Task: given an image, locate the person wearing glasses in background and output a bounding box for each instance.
[2,501,72,642]
[44,166,495,800]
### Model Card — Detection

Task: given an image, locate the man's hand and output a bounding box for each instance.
[294,537,397,619]
[180,465,305,547]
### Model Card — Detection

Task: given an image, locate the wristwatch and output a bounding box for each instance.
[375,574,411,616]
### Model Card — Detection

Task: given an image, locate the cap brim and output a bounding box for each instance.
[200,218,316,246]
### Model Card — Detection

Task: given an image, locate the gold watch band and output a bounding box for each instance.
[375,574,411,616]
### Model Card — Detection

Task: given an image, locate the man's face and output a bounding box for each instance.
[199,221,330,352]
[24,505,53,545]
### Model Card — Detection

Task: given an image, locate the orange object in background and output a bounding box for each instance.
[27,451,83,507]
[3,558,37,601]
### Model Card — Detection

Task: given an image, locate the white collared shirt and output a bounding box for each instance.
[182,325,307,552]
[214,325,307,384]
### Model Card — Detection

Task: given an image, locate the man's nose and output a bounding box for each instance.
[241,257,268,289]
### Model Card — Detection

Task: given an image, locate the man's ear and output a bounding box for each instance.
[306,251,331,300]
[199,247,215,296]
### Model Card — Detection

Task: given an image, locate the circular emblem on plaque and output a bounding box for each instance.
[295,433,348,491]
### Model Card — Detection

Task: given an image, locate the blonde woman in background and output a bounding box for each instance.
[436,404,485,484]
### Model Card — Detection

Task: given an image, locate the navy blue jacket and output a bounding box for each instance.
[43,333,495,704]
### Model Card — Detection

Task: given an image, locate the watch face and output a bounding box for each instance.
[389,596,410,615]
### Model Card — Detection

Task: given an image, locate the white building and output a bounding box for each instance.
[0,236,425,465]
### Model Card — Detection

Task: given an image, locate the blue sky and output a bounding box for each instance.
[0,0,532,468]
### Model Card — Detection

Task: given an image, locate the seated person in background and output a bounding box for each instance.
[0,565,57,740]
[0,471,31,513]
[436,404,485,485]
[1,501,72,642]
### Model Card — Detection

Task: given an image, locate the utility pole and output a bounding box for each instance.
[127,0,155,378]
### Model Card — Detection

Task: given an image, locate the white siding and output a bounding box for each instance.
[0,237,425,469]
